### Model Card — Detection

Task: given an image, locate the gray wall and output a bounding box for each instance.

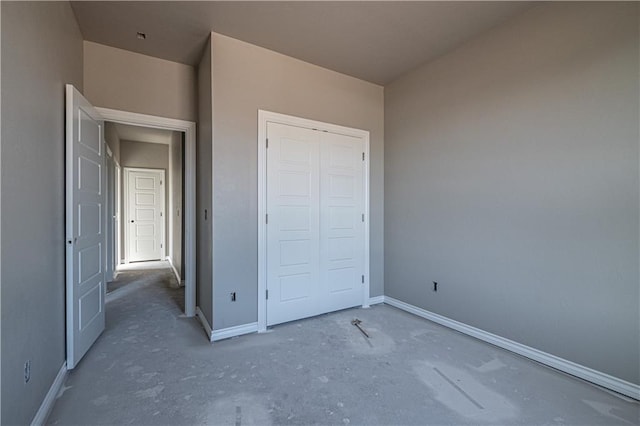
[170,132,184,279]
[83,41,197,122]
[0,1,84,424]
[196,37,214,326]
[384,2,639,385]
[120,139,169,170]
[211,33,385,329]
[120,140,169,260]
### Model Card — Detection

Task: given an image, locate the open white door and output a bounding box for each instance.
[65,84,106,369]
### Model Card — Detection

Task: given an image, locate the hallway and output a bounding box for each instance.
[47,264,639,425]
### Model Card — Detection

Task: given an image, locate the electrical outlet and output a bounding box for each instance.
[433,281,438,292]
[230,292,236,302]
[24,360,31,383]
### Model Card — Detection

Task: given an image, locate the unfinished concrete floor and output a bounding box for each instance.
[48,263,639,425]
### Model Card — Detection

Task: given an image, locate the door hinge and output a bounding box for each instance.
[160,212,162,217]
[361,213,365,222]
[266,289,269,300]
[160,243,163,248]
[266,213,268,224]
[362,275,365,284]
[266,138,269,149]
[160,180,163,185]
[362,152,365,161]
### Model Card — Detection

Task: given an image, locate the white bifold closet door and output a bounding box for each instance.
[266,122,365,326]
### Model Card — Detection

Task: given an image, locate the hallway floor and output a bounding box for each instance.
[48,264,638,425]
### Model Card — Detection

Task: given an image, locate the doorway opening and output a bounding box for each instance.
[99,108,196,317]
[104,122,185,312]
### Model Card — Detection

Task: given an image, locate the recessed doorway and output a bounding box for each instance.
[99,108,196,317]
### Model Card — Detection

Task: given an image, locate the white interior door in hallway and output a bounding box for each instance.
[125,168,165,262]
[65,85,106,368]
[266,121,366,326]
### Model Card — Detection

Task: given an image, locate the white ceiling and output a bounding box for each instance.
[113,123,175,145]
[71,1,532,85]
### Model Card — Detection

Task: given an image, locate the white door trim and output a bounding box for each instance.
[168,140,174,267]
[123,167,166,262]
[105,146,115,283]
[257,110,371,332]
[96,107,196,317]
[115,163,121,269]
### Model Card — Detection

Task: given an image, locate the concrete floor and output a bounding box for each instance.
[107,261,174,294]
[48,263,639,425]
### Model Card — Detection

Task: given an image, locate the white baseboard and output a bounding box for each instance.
[165,256,182,286]
[196,307,213,342]
[31,362,67,426]
[212,322,258,341]
[384,296,640,401]
[368,295,385,305]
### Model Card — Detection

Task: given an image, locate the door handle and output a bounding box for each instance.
[131,220,135,223]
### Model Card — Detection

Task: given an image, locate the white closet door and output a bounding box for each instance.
[320,132,365,311]
[266,122,321,325]
[266,122,365,326]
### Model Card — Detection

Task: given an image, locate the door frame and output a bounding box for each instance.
[257,110,371,332]
[115,162,121,273]
[96,107,196,317]
[123,167,166,263]
[105,144,116,283]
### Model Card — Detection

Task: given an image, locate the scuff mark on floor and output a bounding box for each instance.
[583,399,638,425]
[412,360,518,422]
[471,357,507,373]
[134,384,164,399]
[55,384,72,399]
[91,395,109,406]
[201,393,271,426]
